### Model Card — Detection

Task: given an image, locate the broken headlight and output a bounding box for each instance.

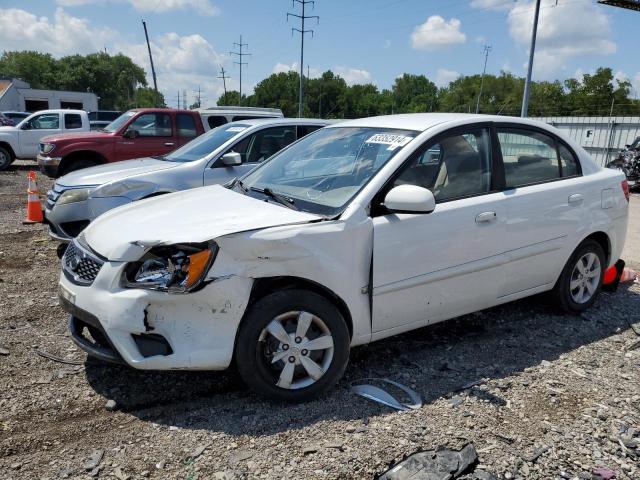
[123,242,218,293]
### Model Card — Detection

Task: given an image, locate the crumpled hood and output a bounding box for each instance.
[58,157,179,187]
[84,185,322,261]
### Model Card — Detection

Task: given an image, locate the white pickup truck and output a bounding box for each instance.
[0,109,90,170]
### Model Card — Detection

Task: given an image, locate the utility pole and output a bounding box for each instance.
[183,89,187,109]
[475,45,492,114]
[217,66,230,101]
[287,0,319,117]
[521,0,541,117]
[177,90,180,109]
[230,35,250,105]
[142,19,159,107]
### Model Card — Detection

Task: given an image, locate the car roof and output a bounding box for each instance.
[328,113,554,132]
[231,117,335,127]
[25,109,87,115]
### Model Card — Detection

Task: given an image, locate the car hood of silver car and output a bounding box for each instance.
[57,157,181,188]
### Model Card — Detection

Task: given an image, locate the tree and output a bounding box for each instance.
[217,90,245,107]
[0,51,58,89]
[0,50,147,110]
[134,87,165,108]
[392,74,438,113]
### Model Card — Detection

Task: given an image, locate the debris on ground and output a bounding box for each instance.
[351,378,422,411]
[378,443,481,479]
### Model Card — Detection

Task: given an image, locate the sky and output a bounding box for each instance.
[0,0,639,108]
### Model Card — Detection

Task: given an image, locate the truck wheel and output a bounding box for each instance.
[551,239,605,314]
[235,289,350,402]
[0,146,14,171]
[61,159,99,176]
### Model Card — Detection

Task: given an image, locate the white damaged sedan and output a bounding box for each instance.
[59,114,629,401]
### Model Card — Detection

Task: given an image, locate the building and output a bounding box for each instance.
[0,78,98,113]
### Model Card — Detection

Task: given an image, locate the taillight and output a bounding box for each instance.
[621,180,630,202]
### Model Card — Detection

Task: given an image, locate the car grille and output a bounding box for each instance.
[46,183,65,209]
[62,240,104,286]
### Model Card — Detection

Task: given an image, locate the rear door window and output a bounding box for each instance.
[176,114,198,138]
[207,116,227,128]
[497,128,580,188]
[64,113,83,130]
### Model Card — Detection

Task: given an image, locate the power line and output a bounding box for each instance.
[230,35,250,105]
[287,0,319,117]
[217,66,230,100]
[476,45,492,114]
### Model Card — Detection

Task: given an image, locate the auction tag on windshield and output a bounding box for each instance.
[365,134,412,151]
[226,126,247,132]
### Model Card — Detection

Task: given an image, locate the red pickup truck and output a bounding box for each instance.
[37,108,205,178]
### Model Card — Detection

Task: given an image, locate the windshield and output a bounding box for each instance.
[240,127,418,216]
[103,111,136,133]
[163,123,251,162]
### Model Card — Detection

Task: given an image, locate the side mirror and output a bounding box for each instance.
[220,151,242,166]
[123,129,139,139]
[20,122,31,130]
[383,185,435,214]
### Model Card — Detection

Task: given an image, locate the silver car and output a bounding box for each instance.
[45,118,331,243]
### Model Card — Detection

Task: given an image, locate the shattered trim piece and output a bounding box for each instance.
[351,378,422,411]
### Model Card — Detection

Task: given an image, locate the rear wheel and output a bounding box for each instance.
[235,289,350,401]
[0,146,14,171]
[552,240,605,313]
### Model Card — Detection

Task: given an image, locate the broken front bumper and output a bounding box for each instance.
[59,261,253,370]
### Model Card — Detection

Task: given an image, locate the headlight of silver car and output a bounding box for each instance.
[57,188,92,205]
[41,143,55,154]
[122,242,218,293]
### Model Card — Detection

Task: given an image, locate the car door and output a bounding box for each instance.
[19,113,61,157]
[494,124,584,298]
[175,113,199,147]
[371,125,507,335]
[115,112,175,161]
[203,125,298,186]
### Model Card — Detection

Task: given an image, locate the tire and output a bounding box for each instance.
[551,239,605,314]
[0,146,14,171]
[61,158,99,176]
[235,289,350,402]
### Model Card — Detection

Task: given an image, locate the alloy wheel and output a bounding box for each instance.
[569,252,601,304]
[258,310,334,390]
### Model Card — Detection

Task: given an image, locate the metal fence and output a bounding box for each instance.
[534,116,640,166]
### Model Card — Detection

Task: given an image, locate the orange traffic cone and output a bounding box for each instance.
[23,170,43,224]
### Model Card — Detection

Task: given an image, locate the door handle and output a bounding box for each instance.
[164,142,175,147]
[568,193,583,205]
[475,211,497,224]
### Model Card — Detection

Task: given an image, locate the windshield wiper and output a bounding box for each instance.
[250,187,299,211]
[151,155,166,161]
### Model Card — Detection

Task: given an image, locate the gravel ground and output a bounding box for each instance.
[1,161,639,480]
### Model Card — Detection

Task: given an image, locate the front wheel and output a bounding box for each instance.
[235,289,350,402]
[0,146,14,171]
[551,239,605,313]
